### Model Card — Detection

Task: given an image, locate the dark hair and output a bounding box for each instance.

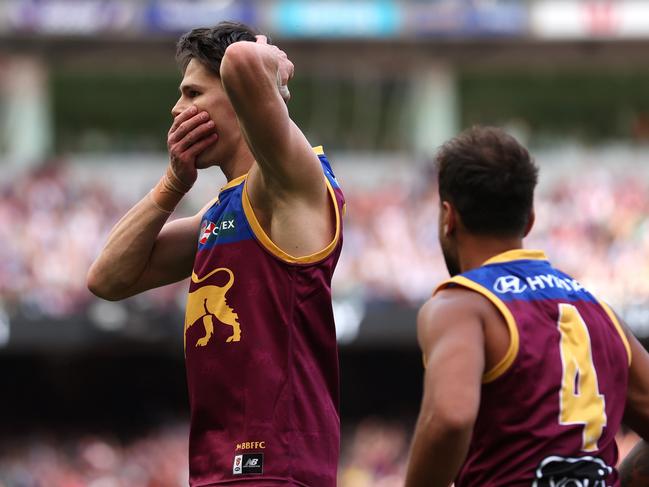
[176,21,261,75]
[436,126,539,237]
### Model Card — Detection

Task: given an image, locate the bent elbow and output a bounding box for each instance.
[220,42,262,83]
[439,410,476,436]
[86,267,124,302]
[424,404,477,439]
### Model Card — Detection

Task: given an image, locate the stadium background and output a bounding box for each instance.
[1,0,648,485]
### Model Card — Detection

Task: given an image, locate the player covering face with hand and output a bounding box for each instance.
[88,22,345,487]
[405,126,649,487]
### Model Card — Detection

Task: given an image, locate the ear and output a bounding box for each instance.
[523,208,535,237]
[441,201,456,236]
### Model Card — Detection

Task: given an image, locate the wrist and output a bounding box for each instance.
[166,165,194,193]
[150,166,193,213]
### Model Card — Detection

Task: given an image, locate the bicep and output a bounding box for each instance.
[418,295,485,426]
[624,330,649,440]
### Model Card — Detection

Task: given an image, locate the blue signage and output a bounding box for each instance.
[7,0,135,34]
[144,0,256,33]
[405,0,527,38]
[272,0,400,38]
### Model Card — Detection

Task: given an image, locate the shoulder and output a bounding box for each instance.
[418,288,492,341]
[422,286,497,321]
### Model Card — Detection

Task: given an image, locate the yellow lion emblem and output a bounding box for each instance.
[184,267,241,349]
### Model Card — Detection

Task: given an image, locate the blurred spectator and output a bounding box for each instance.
[0,163,183,318]
[338,165,649,315]
[338,418,409,487]
[0,161,647,319]
[0,419,639,487]
[0,425,189,487]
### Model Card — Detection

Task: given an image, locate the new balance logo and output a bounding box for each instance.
[233,453,263,475]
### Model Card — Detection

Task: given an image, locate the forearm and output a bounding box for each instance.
[88,195,171,299]
[221,39,325,199]
[220,39,294,174]
[405,419,472,487]
[87,168,189,300]
[620,440,649,487]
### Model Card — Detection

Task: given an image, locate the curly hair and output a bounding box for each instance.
[436,126,539,237]
[175,21,263,75]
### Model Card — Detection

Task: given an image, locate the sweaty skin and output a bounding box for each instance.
[88,37,334,301]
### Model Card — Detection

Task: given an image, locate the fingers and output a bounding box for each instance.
[286,59,295,82]
[167,110,218,171]
[184,133,219,158]
[278,85,290,102]
[169,105,197,135]
[174,119,216,153]
[169,110,211,145]
[277,60,294,98]
[254,34,294,86]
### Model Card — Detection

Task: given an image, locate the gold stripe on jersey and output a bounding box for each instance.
[435,276,520,383]
[482,249,548,266]
[220,174,247,192]
[596,300,632,366]
[241,176,341,265]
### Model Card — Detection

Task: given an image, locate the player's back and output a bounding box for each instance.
[436,249,631,486]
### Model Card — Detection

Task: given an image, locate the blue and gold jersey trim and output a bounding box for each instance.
[434,248,632,380]
[435,276,520,384]
[220,174,247,192]
[482,249,548,266]
[241,146,342,265]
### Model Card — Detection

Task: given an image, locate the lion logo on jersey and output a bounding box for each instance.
[184,267,241,349]
[533,455,612,487]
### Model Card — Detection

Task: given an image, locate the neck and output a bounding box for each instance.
[220,143,256,181]
[457,234,524,273]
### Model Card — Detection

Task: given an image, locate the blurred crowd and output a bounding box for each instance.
[0,425,189,487]
[0,164,182,318]
[0,165,118,317]
[336,165,649,313]
[0,419,640,487]
[0,162,648,317]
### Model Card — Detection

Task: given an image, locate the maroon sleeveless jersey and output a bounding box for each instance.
[435,250,631,487]
[183,147,344,487]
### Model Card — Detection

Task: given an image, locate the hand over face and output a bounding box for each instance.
[167,106,219,186]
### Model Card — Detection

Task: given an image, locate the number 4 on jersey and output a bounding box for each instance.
[557,303,607,452]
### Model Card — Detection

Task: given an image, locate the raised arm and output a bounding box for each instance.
[220,36,324,197]
[405,290,485,487]
[619,326,649,486]
[87,106,217,300]
[219,37,333,257]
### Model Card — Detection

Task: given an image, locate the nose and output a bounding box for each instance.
[171,97,185,119]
